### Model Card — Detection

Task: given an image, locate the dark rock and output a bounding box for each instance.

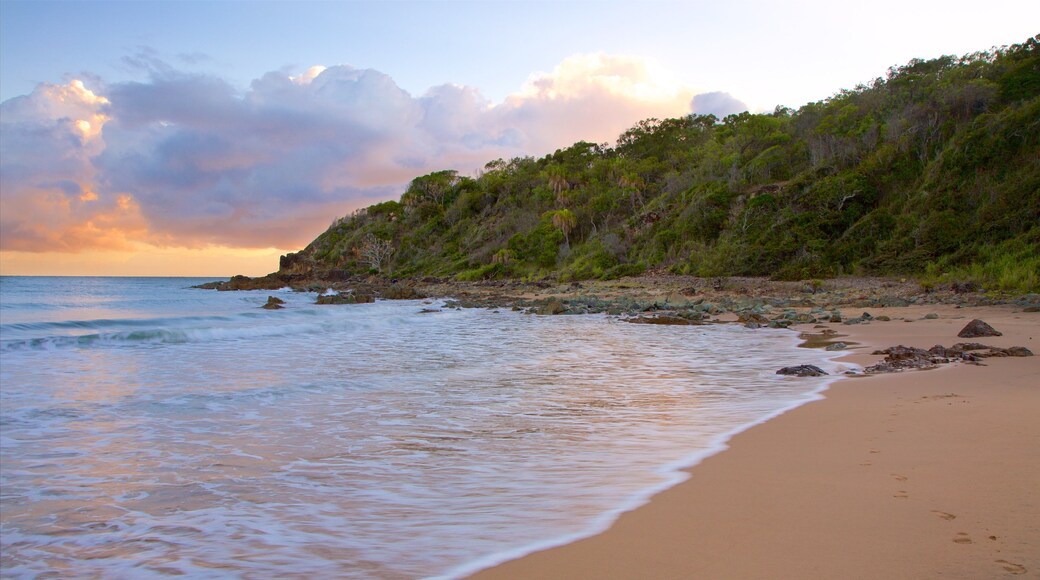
[949,281,980,294]
[776,365,828,377]
[865,344,948,373]
[381,285,426,300]
[418,308,441,314]
[1006,346,1034,357]
[316,292,375,305]
[738,312,770,325]
[825,342,847,351]
[957,319,1002,338]
[923,313,939,319]
[625,315,699,325]
[262,296,285,310]
[950,342,993,351]
[1023,306,1040,313]
[535,300,567,315]
[873,345,933,361]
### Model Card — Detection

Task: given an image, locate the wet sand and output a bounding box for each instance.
[469,305,1039,579]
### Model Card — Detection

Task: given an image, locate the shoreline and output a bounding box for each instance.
[466,304,1039,579]
[438,327,849,580]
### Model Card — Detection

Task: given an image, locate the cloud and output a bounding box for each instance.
[690,91,749,117]
[1,54,702,254]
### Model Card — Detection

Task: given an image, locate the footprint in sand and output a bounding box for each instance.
[893,491,909,499]
[891,474,908,482]
[931,510,956,520]
[995,560,1027,575]
[953,532,973,544]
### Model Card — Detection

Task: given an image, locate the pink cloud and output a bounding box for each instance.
[1,54,701,254]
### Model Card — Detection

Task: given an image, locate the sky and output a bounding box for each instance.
[1,0,1037,276]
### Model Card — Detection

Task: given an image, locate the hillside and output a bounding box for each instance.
[277,35,1040,292]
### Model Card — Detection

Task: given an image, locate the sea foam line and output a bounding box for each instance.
[435,331,854,580]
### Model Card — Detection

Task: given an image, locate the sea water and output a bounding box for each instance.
[0,276,846,578]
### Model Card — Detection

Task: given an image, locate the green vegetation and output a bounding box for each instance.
[289,36,1040,292]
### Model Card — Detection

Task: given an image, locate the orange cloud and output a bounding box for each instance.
[1,54,717,275]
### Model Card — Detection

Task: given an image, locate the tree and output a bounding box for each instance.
[548,209,577,247]
[544,163,570,203]
[355,233,395,273]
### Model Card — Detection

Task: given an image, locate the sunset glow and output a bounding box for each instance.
[1,0,1037,276]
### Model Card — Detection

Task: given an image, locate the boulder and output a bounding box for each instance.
[316,292,375,305]
[776,365,828,377]
[535,300,567,315]
[957,319,1002,338]
[261,296,285,310]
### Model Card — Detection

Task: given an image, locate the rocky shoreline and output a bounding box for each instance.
[196,273,1037,373]
[196,272,1039,315]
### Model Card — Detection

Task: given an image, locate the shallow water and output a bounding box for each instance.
[0,277,844,578]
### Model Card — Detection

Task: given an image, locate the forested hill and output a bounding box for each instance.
[280,35,1040,292]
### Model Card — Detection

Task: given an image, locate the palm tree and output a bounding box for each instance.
[550,209,577,247]
[544,164,569,204]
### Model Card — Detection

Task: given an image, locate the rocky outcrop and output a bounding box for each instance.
[864,342,1033,373]
[194,274,288,291]
[316,292,375,305]
[262,296,285,310]
[776,365,828,377]
[957,319,1002,338]
[625,315,704,325]
[380,285,426,300]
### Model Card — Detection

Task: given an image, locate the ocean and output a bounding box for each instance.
[0,276,845,578]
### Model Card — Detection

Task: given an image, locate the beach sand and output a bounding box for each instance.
[469,305,1039,579]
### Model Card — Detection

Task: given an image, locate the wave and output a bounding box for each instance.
[0,318,354,351]
[1,314,238,333]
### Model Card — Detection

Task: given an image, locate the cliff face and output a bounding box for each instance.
[275,36,1040,292]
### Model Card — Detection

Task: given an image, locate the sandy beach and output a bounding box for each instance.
[470,304,1039,579]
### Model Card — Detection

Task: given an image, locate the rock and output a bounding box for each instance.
[1006,346,1034,357]
[949,281,980,294]
[418,308,441,314]
[261,296,285,310]
[776,365,828,377]
[381,285,426,300]
[625,315,699,325]
[957,319,1002,338]
[825,342,847,351]
[535,300,567,315]
[316,292,375,305]
[923,313,939,319]
[1024,306,1040,313]
[875,315,891,321]
[738,312,770,325]
[950,342,993,352]
[873,345,933,361]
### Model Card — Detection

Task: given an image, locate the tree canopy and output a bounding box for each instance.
[290,36,1040,292]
